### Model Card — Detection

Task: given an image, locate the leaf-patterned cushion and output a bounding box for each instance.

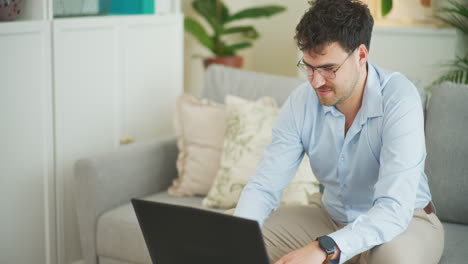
[203,95,319,209]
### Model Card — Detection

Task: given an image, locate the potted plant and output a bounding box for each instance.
[184,0,286,68]
[434,0,468,84]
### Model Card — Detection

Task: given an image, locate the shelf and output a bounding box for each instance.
[0,0,181,23]
[374,20,456,36]
[52,12,182,28]
[0,19,49,33]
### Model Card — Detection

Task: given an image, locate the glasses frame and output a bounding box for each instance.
[297,48,356,80]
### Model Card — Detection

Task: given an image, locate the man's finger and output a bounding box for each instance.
[274,258,284,264]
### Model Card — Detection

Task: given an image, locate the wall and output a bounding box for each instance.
[182,0,458,96]
[182,0,309,96]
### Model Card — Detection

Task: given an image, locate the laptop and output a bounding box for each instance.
[131,199,270,264]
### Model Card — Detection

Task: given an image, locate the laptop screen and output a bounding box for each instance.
[132,199,270,264]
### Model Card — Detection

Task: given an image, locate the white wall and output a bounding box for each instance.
[370,26,456,88]
[182,0,458,95]
[182,0,309,96]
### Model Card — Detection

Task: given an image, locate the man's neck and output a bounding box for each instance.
[337,66,368,131]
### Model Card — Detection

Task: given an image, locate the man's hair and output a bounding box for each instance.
[295,0,374,54]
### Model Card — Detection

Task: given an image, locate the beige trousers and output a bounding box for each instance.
[261,193,445,264]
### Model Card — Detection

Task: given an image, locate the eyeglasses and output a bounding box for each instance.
[297,49,356,80]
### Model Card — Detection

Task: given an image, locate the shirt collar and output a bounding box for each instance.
[359,62,383,125]
[322,62,383,121]
[323,105,339,116]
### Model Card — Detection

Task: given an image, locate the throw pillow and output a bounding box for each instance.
[203,95,319,209]
[168,94,226,196]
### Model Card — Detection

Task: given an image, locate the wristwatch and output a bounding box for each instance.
[316,236,337,263]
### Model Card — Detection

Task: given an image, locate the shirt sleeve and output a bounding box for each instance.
[234,91,306,226]
[328,93,426,263]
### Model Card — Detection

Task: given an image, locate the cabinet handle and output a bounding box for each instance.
[120,137,135,145]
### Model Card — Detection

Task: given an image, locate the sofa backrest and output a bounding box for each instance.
[425,81,468,225]
[202,65,304,106]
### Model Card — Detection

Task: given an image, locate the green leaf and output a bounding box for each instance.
[226,42,252,52]
[435,70,468,84]
[225,5,286,23]
[184,17,215,53]
[433,56,468,85]
[435,0,468,34]
[192,0,229,34]
[222,26,259,39]
[381,0,393,17]
[210,40,235,56]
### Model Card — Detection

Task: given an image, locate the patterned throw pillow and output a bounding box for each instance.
[203,95,319,209]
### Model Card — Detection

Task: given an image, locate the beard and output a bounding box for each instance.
[315,79,357,107]
[315,69,360,107]
[315,85,337,106]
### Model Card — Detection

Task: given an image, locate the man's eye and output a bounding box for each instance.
[322,68,334,72]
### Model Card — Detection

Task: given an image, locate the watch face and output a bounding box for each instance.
[319,236,336,254]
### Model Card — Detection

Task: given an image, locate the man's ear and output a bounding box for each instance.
[357,44,368,67]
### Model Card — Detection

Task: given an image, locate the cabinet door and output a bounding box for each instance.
[120,15,183,144]
[0,21,55,264]
[53,15,183,263]
[53,17,121,264]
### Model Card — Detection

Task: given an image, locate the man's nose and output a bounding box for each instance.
[311,71,326,88]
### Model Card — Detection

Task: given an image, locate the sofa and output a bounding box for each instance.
[75,65,468,264]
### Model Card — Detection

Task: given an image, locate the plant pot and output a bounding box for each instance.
[203,56,243,69]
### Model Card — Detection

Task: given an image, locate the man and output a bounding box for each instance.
[234,0,445,263]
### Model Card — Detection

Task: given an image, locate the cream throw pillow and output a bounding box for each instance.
[203,95,319,209]
[168,94,225,196]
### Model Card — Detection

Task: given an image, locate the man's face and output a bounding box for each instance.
[301,43,360,107]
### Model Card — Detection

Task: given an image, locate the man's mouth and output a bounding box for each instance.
[317,89,333,96]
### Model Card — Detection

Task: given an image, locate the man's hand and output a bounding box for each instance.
[274,241,340,264]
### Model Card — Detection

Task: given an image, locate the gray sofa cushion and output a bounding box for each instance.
[96,192,223,264]
[439,222,468,264]
[425,82,468,225]
[202,65,304,105]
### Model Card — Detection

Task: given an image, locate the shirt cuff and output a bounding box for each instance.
[328,228,359,264]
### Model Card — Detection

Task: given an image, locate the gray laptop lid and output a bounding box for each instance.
[132,199,270,264]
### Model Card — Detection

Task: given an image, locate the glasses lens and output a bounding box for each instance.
[317,68,336,80]
[298,62,313,76]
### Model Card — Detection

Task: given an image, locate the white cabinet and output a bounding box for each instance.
[53,14,183,263]
[0,21,55,264]
[53,17,121,263]
[121,15,183,142]
[1,3,183,263]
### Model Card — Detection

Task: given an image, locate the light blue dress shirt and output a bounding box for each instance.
[234,63,432,263]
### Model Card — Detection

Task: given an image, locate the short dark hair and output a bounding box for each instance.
[295,0,374,54]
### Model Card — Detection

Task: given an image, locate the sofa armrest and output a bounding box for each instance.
[74,136,178,264]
